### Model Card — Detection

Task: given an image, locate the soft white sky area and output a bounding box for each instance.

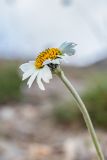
[0,0,107,66]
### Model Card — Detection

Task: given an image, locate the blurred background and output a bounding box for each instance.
[0,0,107,159]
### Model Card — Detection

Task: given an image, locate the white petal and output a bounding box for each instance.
[22,68,35,80]
[50,59,60,64]
[57,55,63,58]
[36,72,45,90]
[19,61,35,72]
[59,41,67,50]
[43,59,52,65]
[41,65,52,83]
[27,71,39,88]
[59,42,77,56]
[43,59,60,65]
[57,54,70,63]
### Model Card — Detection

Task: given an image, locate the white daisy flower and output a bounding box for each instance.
[19,42,76,90]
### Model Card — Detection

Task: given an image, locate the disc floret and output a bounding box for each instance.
[35,48,62,69]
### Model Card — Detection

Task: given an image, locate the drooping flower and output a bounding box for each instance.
[19,42,76,90]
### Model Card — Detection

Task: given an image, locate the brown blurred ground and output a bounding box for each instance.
[0,58,107,160]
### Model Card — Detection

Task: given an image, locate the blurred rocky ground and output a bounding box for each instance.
[0,59,107,159]
[0,105,107,160]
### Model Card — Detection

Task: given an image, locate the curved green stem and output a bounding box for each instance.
[55,68,104,160]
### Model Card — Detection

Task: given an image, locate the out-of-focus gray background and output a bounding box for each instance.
[0,0,107,159]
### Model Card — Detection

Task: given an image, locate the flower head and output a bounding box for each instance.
[19,42,76,90]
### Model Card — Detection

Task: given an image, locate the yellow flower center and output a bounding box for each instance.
[35,48,62,69]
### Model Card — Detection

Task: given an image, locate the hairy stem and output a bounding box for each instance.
[55,68,104,160]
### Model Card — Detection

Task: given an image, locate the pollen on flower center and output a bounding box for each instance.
[35,48,62,69]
